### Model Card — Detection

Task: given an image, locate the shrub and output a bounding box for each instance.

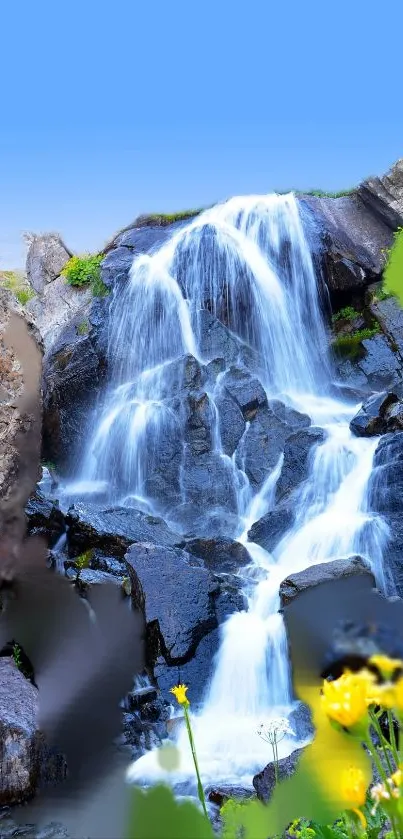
[76,319,90,336]
[0,270,35,306]
[61,254,108,297]
[332,306,359,323]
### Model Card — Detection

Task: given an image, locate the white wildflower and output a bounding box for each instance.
[257,717,294,744]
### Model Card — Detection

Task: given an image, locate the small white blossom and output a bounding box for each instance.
[257,717,294,744]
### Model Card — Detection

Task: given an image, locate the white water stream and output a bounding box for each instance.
[62,194,388,786]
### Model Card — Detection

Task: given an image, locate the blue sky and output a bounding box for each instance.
[1,1,402,268]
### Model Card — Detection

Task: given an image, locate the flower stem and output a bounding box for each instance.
[369,709,395,775]
[387,709,400,765]
[183,706,208,818]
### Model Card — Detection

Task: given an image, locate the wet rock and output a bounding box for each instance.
[220,366,267,420]
[66,503,184,556]
[185,538,251,573]
[25,490,65,546]
[253,747,304,803]
[358,334,403,392]
[198,311,261,372]
[25,233,72,294]
[369,432,403,516]
[276,427,325,502]
[206,784,255,807]
[100,246,134,289]
[124,542,219,664]
[42,318,107,469]
[215,390,246,457]
[370,295,403,360]
[180,450,238,515]
[349,391,399,436]
[279,556,375,608]
[65,567,124,592]
[0,658,66,806]
[248,506,294,552]
[154,628,221,706]
[241,403,309,492]
[288,701,314,742]
[90,552,127,576]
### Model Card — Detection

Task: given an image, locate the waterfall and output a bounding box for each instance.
[64,193,387,786]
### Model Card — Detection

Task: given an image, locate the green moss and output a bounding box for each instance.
[332,325,380,359]
[332,306,359,323]
[76,319,90,336]
[61,254,108,297]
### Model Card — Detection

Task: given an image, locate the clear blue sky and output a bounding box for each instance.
[1,1,402,268]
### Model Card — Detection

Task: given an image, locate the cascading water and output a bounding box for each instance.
[64,193,389,787]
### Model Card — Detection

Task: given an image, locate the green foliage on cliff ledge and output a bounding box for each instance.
[383,227,403,304]
[62,254,108,297]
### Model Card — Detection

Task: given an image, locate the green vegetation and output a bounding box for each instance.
[301,188,354,198]
[76,319,90,336]
[61,254,108,297]
[12,643,23,670]
[332,326,380,358]
[74,549,94,581]
[383,227,403,305]
[332,306,359,323]
[136,208,204,227]
[0,270,35,306]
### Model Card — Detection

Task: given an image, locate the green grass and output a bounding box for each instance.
[135,208,204,227]
[332,306,360,323]
[0,270,35,306]
[332,326,380,359]
[275,188,354,198]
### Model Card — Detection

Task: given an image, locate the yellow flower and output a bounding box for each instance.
[393,677,403,711]
[321,673,368,730]
[366,681,396,709]
[369,654,403,679]
[340,765,367,829]
[170,683,189,706]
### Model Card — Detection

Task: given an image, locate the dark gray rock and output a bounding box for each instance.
[349,391,399,437]
[369,432,403,516]
[0,658,66,806]
[220,367,267,420]
[358,334,403,392]
[280,556,375,608]
[66,503,184,557]
[112,219,189,252]
[215,390,246,457]
[241,404,310,492]
[252,747,304,803]
[100,246,134,289]
[25,490,65,546]
[185,538,251,573]
[206,784,255,807]
[248,506,294,552]
[358,158,403,230]
[65,567,125,593]
[42,319,107,470]
[180,450,238,515]
[124,542,219,664]
[154,627,221,706]
[198,311,261,372]
[276,427,325,502]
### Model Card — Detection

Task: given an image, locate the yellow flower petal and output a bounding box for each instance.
[369,654,403,679]
[170,683,189,706]
[352,808,367,829]
[321,673,368,729]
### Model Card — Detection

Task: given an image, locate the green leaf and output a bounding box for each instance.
[125,784,215,839]
[384,227,403,306]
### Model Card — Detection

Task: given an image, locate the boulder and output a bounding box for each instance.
[241,402,311,491]
[25,233,72,294]
[25,275,92,353]
[220,366,267,420]
[368,432,403,516]
[198,310,261,372]
[252,747,304,803]
[276,427,325,502]
[248,506,294,552]
[215,390,246,456]
[358,158,403,230]
[124,543,218,664]
[154,628,221,706]
[184,538,251,574]
[370,295,403,361]
[25,490,65,546]
[100,246,134,289]
[42,310,108,469]
[0,657,66,805]
[66,503,184,557]
[349,391,399,437]
[180,450,238,516]
[279,556,375,608]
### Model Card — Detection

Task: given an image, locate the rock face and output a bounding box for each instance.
[26,276,92,353]
[248,506,294,552]
[358,159,403,230]
[252,748,304,803]
[279,556,375,608]
[349,391,402,437]
[125,542,242,704]
[66,503,184,556]
[368,433,403,595]
[25,233,72,294]
[0,658,65,805]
